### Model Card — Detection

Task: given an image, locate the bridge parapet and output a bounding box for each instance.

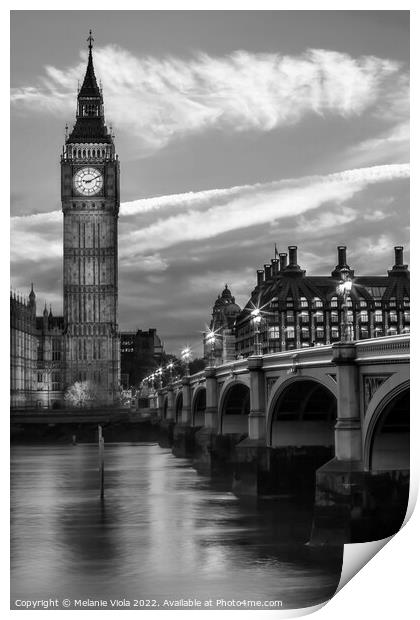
[354,334,409,363]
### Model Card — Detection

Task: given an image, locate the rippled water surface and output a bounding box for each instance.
[11,443,342,609]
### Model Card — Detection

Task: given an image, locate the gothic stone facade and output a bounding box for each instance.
[61,35,120,403]
[10,34,120,409]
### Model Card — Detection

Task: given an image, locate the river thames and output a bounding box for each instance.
[11,443,342,610]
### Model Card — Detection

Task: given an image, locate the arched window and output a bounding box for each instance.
[301,326,309,339]
[285,326,295,338]
[375,310,383,323]
[389,310,397,323]
[299,296,308,307]
[286,311,294,324]
[313,297,323,308]
[300,311,309,324]
[360,311,368,323]
[331,311,338,323]
[360,326,369,339]
[330,296,338,308]
[331,326,339,339]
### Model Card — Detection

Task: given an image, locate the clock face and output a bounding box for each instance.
[73,167,103,196]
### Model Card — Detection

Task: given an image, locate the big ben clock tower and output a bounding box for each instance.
[61,32,120,403]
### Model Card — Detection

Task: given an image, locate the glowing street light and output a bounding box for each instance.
[337,270,353,342]
[166,361,174,383]
[205,330,217,367]
[251,307,263,355]
[181,346,192,376]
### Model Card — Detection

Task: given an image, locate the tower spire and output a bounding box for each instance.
[87,29,94,53]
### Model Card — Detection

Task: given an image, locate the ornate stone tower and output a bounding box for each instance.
[61,32,120,403]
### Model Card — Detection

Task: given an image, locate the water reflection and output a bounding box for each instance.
[11,444,342,609]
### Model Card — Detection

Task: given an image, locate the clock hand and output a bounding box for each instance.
[83,174,101,183]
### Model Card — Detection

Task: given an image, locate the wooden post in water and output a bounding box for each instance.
[98,424,105,499]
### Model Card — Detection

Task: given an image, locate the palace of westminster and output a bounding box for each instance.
[10,35,410,409]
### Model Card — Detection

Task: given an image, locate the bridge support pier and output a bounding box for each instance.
[312,342,366,543]
[193,368,220,474]
[231,356,271,496]
[172,377,197,457]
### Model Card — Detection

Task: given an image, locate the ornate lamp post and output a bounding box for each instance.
[181,347,192,376]
[205,331,216,367]
[166,361,174,384]
[251,308,262,355]
[337,270,353,342]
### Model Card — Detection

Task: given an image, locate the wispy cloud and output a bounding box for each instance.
[11,46,403,151]
[10,162,409,347]
[121,164,409,254]
[11,162,409,268]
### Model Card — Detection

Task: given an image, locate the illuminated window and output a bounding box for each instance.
[313,297,323,308]
[330,296,338,308]
[300,311,309,324]
[331,311,338,324]
[375,310,383,323]
[286,326,295,339]
[360,326,369,339]
[360,311,368,323]
[389,311,397,323]
[300,297,308,307]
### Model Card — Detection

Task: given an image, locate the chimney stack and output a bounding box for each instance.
[389,246,408,273]
[279,253,287,271]
[331,245,353,278]
[271,258,279,275]
[288,245,298,267]
[394,246,404,266]
[264,263,272,280]
[337,245,348,267]
[257,269,264,286]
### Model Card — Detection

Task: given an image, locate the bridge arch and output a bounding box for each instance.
[364,378,409,472]
[192,386,206,427]
[218,379,250,435]
[175,391,183,423]
[267,375,337,448]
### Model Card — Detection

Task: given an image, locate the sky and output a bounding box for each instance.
[10,10,409,355]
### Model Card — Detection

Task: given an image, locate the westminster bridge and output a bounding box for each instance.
[150,334,409,543]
